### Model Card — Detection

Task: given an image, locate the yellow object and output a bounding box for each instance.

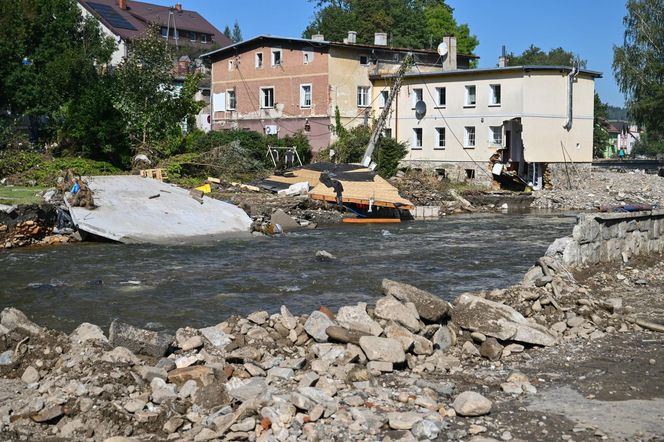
[195,183,211,193]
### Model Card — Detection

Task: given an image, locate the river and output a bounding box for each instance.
[0,212,576,333]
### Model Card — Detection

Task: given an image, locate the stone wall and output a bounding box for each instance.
[545,163,592,190]
[401,160,494,187]
[546,209,664,267]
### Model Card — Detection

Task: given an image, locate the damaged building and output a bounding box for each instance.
[370,47,601,190]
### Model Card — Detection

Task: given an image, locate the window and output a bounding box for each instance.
[464,126,476,147]
[379,90,389,108]
[255,53,263,68]
[413,128,423,149]
[190,32,197,42]
[303,48,314,64]
[383,128,392,138]
[201,33,208,44]
[227,90,236,110]
[412,88,423,108]
[271,48,282,66]
[260,87,274,108]
[300,84,312,108]
[490,84,501,106]
[435,87,446,107]
[489,126,502,145]
[435,127,445,149]
[227,60,234,71]
[359,55,369,66]
[160,27,168,38]
[465,169,475,179]
[357,86,370,107]
[465,85,476,107]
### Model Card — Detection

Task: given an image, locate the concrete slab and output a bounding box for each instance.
[66,176,252,244]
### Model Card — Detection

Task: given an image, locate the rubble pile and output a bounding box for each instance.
[532,169,664,210]
[391,172,468,212]
[0,251,658,441]
[0,203,75,249]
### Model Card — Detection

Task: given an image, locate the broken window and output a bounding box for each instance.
[379,90,389,108]
[413,128,423,149]
[357,86,370,107]
[271,48,282,66]
[464,126,476,148]
[465,169,475,179]
[489,126,502,145]
[435,127,445,149]
[465,85,476,107]
[412,88,423,108]
[300,84,312,108]
[255,52,263,68]
[490,84,501,106]
[303,48,314,64]
[435,87,446,107]
[260,87,274,108]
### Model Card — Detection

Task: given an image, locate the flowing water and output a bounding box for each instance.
[0,212,576,333]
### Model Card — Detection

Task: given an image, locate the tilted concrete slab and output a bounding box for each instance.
[66,176,252,244]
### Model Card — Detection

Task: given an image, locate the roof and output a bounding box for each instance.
[372,65,603,80]
[200,34,478,61]
[78,0,230,46]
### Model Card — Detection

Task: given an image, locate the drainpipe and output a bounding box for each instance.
[563,65,579,131]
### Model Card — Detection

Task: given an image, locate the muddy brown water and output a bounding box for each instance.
[0,212,576,333]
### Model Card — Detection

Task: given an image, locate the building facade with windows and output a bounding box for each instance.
[202,34,474,152]
[371,66,601,188]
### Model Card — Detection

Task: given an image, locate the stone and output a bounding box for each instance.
[175,354,201,368]
[193,382,231,410]
[567,316,585,328]
[359,336,406,363]
[374,296,421,332]
[452,391,492,416]
[180,335,203,351]
[479,337,504,361]
[136,365,167,383]
[271,209,300,232]
[0,350,12,365]
[199,325,232,348]
[231,417,256,432]
[315,250,336,261]
[280,306,298,330]
[503,343,524,354]
[156,358,176,372]
[412,419,441,440]
[178,379,198,399]
[382,279,449,322]
[109,320,173,357]
[387,412,423,430]
[267,367,294,380]
[412,335,434,355]
[227,346,261,362]
[1,308,42,335]
[168,365,215,387]
[21,366,40,384]
[227,377,268,402]
[367,361,393,372]
[290,392,315,411]
[452,294,556,346]
[304,311,335,342]
[124,398,146,413]
[336,303,383,336]
[550,321,568,333]
[325,325,369,345]
[163,417,184,434]
[500,382,523,395]
[433,325,456,350]
[31,405,64,423]
[247,311,269,325]
[70,323,108,344]
[150,378,177,404]
[299,371,320,388]
[462,341,480,356]
[101,346,140,365]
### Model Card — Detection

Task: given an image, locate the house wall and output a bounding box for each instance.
[210,42,331,151]
[77,3,127,66]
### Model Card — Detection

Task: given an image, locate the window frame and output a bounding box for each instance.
[412,128,423,149]
[260,87,275,109]
[435,127,446,150]
[226,89,236,110]
[435,87,446,108]
[201,33,208,44]
[489,84,502,106]
[357,86,371,107]
[271,48,282,67]
[300,84,312,108]
[464,85,477,107]
[255,52,263,69]
[379,90,389,108]
[489,126,503,145]
[412,88,423,109]
[303,47,314,64]
[464,126,476,148]
[359,55,369,66]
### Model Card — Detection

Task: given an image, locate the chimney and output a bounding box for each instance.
[498,45,508,68]
[441,35,457,71]
[346,31,357,44]
[311,34,325,42]
[118,0,127,10]
[374,32,388,46]
[175,3,182,12]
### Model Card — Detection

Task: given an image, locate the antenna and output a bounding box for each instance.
[415,100,427,120]
[437,41,448,58]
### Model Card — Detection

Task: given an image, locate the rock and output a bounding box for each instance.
[500,382,523,395]
[567,316,585,328]
[384,322,415,351]
[432,325,456,350]
[412,419,441,440]
[375,296,421,332]
[199,325,232,348]
[1,307,42,335]
[0,350,12,365]
[150,378,177,404]
[550,321,568,333]
[70,323,108,344]
[462,341,480,356]
[124,398,146,413]
[367,361,393,372]
[21,366,40,384]
[534,275,553,287]
[231,417,256,432]
[325,325,369,345]
[101,346,140,365]
[452,294,556,346]
[290,392,315,411]
[163,417,184,434]
[193,382,231,409]
[180,335,203,351]
[136,365,167,383]
[412,335,434,355]
[280,306,298,330]
[359,336,406,363]
[304,311,335,343]
[299,371,320,388]
[227,377,268,402]
[382,279,449,322]
[168,365,215,387]
[336,303,383,336]
[156,358,176,372]
[452,391,492,416]
[271,209,300,232]
[109,320,173,357]
[30,405,64,423]
[227,346,261,362]
[315,250,336,261]
[479,337,504,361]
[178,379,198,399]
[247,311,269,325]
[267,367,294,380]
[387,412,423,430]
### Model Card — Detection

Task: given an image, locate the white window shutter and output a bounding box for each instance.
[213,92,226,113]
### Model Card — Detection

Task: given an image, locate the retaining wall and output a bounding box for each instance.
[546,209,664,267]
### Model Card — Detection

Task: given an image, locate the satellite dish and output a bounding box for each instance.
[437,41,449,57]
[415,100,427,119]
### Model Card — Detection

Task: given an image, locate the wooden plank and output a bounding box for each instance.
[342,218,401,224]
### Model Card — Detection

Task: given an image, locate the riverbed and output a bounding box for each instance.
[0,212,576,333]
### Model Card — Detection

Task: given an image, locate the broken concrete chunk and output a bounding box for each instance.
[109,320,173,357]
[336,303,383,336]
[359,336,406,363]
[479,337,504,361]
[1,307,42,335]
[167,365,215,388]
[381,279,449,322]
[325,325,369,345]
[304,311,335,343]
[70,323,108,344]
[270,209,300,232]
[374,296,421,332]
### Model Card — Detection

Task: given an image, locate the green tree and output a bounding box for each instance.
[232,21,243,43]
[302,0,478,53]
[613,0,664,155]
[507,45,586,68]
[593,93,610,158]
[223,25,232,40]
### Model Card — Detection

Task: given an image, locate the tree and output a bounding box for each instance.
[593,93,610,158]
[613,0,664,155]
[232,21,243,43]
[223,25,232,40]
[302,0,478,54]
[507,45,586,68]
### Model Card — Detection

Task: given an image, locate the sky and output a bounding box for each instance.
[150,0,628,106]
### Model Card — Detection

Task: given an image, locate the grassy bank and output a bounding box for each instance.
[0,186,46,205]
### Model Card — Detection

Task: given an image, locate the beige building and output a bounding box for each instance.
[371,65,601,189]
